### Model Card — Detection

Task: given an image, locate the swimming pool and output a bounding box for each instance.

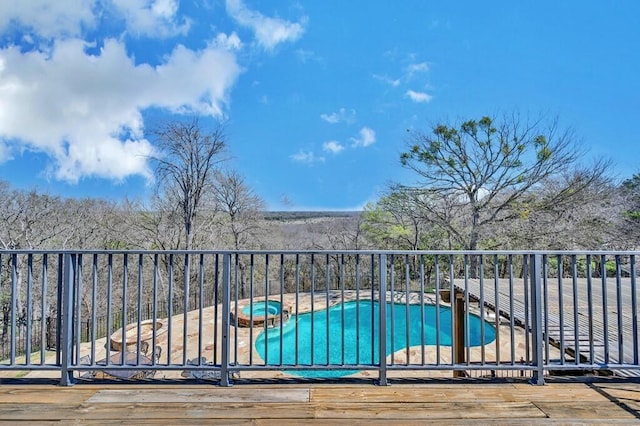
[255,300,496,378]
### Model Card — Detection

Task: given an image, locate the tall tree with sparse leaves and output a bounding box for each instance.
[399,112,609,272]
[151,118,227,251]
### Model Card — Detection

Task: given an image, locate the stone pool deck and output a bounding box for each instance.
[4,290,560,382]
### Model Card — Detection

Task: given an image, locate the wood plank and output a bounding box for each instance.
[535,401,639,420]
[88,388,310,403]
[0,403,316,421]
[311,384,610,403]
[259,421,640,426]
[313,402,546,420]
[69,420,601,426]
[0,388,97,404]
[0,401,545,421]
[74,421,252,426]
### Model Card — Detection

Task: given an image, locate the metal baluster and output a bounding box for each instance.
[137,254,143,365]
[59,253,76,386]
[586,255,595,365]
[601,254,610,364]
[183,253,190,366]
[41,254,49,364]
[121,253,128,365]
[479,254,485,365]
[530,254,544,385]
[615,255,624,364]
[404,254,410,365]
[220,253,231,386]
[340,254,346,366]
[152,254,158,366]
[508,255,515,365]
[25,254,33,365]
[494,254,500,366]
[167,254,173,365]
[377,253,387,386]
[325,254,330,366]
[630,255,638,365]
[572,255,580,365]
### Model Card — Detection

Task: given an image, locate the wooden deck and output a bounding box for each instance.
[1,379,640,424]
[454,277,640,376]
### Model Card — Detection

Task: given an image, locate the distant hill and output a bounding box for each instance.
[263,211,361,221]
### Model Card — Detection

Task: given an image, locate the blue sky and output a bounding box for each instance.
[0,1,638,210]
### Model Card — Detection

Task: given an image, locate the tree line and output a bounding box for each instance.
[0,113,639,332]
[2,113,638,255]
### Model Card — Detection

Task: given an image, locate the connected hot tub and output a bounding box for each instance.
[231,299,290,328]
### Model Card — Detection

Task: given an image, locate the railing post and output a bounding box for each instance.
[219,253,232,386]
[59,253,76,386]
[377,253,388,386]
[530,254,545,385]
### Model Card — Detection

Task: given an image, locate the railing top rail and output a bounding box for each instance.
[1,249,639,256]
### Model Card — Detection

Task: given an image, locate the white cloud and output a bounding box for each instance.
[0,38,241,182]
[212,32,242,51]
[351,127,376,148]
[225,0,306,50]
[0,140,12,163]
[0,0,97,38]
[320,108,356,124]
[373,74,401,87]
[110,0,190,38]
[406,62,429,75]
[320,113,340,124]
[322,141,344,154]
[405,89,432,103]
[296,48,321,64]
[290,150,324,164]
[0,0,191,40]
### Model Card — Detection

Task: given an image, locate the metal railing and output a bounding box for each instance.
[0,250,638,386]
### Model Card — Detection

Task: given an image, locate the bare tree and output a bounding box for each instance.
[59,197,124,249]
[399,113,609,249]
[362,191,447,251]
[489,170,620,250]
[151,118,227,250]
[213,170,265,298]
[619,174,640,248]
[0,184,72,313]
[213,170,265,250]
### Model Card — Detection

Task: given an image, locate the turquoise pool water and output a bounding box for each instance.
[242,300,282,316]
[255,300,496,378]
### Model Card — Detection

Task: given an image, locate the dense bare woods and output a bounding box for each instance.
[0,116,638,340]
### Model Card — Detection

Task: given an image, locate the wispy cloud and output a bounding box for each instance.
[296,48,323,64]
[111,0,191,38]
[373,74,401,87]
[351,127,376,147]
[0,140,13,163]
[225,0,306,50]
[320,107,356,124]
[211,32,242,51]
[0,0,96,39]
[322,141,344,154]
[405,89,432,103]
[406,61,429,75]
[290,150,325,165]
